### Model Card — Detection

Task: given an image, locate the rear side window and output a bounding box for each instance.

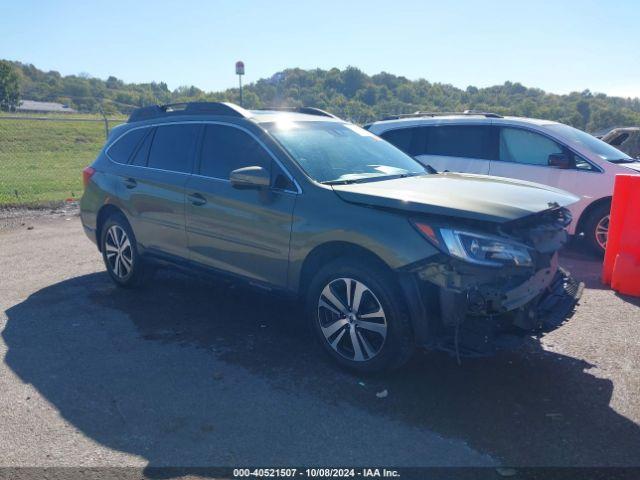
[107,128,147,164]
[499,128,563,165]
[130,128,154,167]
[148,124,201,173]
[380,128,415,154]
[417,125,495,159]
[199,125,272,179]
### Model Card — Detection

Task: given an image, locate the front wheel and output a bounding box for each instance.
[583,203,611,256]
[305,259,414,373]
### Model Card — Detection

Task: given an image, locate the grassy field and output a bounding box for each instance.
[0,114,125,205]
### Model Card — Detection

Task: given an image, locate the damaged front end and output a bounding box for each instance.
[404,206,584,357]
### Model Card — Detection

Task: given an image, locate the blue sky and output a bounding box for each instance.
[2,0,639,97]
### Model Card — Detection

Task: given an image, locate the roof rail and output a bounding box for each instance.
[264,106,340,119]
[381,110,503,121]
[127,102,250,123]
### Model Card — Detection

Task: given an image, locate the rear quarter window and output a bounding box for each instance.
[107,128,147,164]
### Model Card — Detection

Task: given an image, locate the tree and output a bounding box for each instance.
[0,60,20,111]
[576,100,591,129]
[3,59,640,129]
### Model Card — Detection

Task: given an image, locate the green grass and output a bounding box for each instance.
[0,114,125,205]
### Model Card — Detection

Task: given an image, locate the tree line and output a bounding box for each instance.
[2,59,640,132]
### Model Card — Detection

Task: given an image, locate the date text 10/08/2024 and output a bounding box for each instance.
[233,468,401,478]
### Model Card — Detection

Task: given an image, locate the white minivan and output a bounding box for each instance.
[367,113,640,255]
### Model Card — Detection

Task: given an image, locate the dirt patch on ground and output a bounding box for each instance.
[0,201,80,231]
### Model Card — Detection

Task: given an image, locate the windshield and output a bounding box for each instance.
[264,120,427,183]
[546,123,634,163]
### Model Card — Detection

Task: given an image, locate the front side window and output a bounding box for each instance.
[107,128,147,164]
[499,128,563,166]
[148,124,200,173]
[547,123,632,163]
[420,125,495,160]
[265,121,425,184]
[199,125,272,179]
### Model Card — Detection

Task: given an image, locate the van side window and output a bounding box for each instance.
[107,128,147,164]
[380,128,415,155]
[499,128,563,165]
[148,124,200,173]
[199,125,272,180]
[425,126,495,160]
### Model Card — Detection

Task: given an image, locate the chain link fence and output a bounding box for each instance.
[0,115,125,206]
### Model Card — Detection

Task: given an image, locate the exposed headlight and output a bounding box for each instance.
[412,221,533,268]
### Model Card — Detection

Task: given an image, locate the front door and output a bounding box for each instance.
[488,126,598,230]
[185,124,297,288]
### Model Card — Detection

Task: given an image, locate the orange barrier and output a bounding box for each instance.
[602,174,640,296]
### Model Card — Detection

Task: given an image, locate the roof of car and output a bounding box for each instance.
[248,110,344,124]
[126,102,342,124]
[369,114,560,130]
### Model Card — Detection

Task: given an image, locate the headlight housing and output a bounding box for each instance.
[412,221,533,268]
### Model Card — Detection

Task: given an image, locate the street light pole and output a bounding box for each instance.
[235,61,245,107]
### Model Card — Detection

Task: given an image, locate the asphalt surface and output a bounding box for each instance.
[1,212,639,470]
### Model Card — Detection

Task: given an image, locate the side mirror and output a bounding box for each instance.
[230,166,270,189]
[548,153,573,169]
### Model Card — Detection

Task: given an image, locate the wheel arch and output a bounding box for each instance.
[297,241,395,298]
[95,204,129,252]
[575,196,612,235]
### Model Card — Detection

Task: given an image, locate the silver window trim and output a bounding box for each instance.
[105,120,302,194]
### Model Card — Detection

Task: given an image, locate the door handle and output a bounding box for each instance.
[123,178,137,189]
[188,192,207,206]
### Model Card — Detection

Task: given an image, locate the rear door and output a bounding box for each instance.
[125,123,201,259]
[415,125,494,174]
[381,125,494,174]
[185,123,297,288]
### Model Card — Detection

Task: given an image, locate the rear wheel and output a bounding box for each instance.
[583,203,611,256]
[306,259,414,373]
[100,213,151,287]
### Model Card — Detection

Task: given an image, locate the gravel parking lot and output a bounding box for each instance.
[1,212,639,470]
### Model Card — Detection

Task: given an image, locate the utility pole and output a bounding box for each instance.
[236,61,245,107]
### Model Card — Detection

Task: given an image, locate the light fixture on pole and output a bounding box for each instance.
[235,61,245,107]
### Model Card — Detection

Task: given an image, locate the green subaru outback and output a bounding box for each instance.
[80,102,582,372]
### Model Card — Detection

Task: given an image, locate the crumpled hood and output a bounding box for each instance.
[331,173,579,223]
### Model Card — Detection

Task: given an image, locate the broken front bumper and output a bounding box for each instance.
[400,254,584,357]
[439,268,583,357]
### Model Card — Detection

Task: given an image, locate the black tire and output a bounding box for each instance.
[100,212,152,288]
[305,258,414,373]
[582,202,611,256]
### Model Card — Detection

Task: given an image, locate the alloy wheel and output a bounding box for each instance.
[595,214,609,251]
[104,225,133,278]
[317,277,387,362]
